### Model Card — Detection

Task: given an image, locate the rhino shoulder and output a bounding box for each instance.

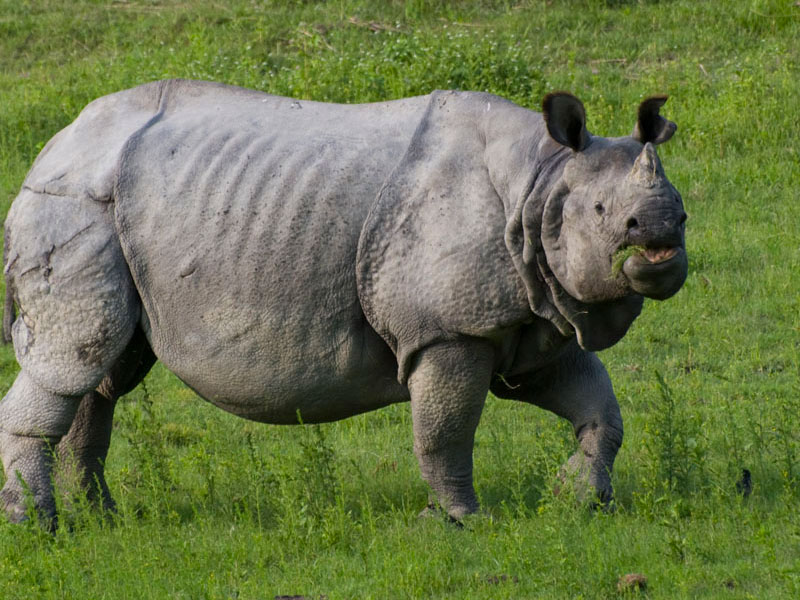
[357,91,531,383]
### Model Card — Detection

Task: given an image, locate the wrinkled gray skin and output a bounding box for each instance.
[0,80,687,524]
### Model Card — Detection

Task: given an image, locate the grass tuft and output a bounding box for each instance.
[611,245,646,275]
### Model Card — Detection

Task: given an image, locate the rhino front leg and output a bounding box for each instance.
[0,370,80,524]
[535,347,622,505]
[407,340,494,520]
[494,343,623,505]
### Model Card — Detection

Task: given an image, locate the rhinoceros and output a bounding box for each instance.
[0,79,687,524]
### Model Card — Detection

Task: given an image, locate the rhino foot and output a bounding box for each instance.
[555,450,615,510]
[418,502,465,528]
[0,488,30,523]
[0,485,58,531]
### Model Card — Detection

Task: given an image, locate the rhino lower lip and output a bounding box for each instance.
[622,245,688,300]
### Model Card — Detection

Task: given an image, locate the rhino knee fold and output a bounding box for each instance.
[0,371,80,439]
[576,420,622,459]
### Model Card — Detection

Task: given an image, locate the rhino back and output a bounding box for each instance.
[115,82,426,421]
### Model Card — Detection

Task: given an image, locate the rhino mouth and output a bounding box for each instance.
[639,246,679,264]
[620,245,687,300]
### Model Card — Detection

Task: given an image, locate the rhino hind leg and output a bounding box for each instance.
[0,371,80,524]
[55,327,155,513]
[0,322,146,526]
[0,190,142,524]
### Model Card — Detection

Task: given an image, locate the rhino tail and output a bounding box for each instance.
[2,283,14,344]
[2,234,15,344]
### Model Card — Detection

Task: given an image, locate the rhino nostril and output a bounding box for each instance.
[626,217,639,230]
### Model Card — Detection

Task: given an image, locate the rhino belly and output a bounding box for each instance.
[114,95,418,422]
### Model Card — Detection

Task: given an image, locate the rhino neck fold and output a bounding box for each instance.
[495,127,574,339]
[480,101,568,222]
[493,124,644,351]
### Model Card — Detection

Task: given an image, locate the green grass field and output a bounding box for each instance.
[1,0,799,597]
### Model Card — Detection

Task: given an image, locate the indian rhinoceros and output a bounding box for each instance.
[0,79,687,524]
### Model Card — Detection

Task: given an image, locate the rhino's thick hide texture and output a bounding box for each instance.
[1,80,686,523]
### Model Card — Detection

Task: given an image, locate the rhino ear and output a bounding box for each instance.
[542,92,590,152]
[632,95,676,145]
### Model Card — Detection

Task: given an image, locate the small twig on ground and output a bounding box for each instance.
[348,16,400,32]
[297,28,336,52]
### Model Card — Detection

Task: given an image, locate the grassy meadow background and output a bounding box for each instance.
[1,0,799,597]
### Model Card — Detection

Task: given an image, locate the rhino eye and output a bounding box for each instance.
[594,202,605,215]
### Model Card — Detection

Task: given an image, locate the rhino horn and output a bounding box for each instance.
[627,142,664,188]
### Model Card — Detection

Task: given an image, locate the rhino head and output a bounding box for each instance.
[539,93,687,306]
